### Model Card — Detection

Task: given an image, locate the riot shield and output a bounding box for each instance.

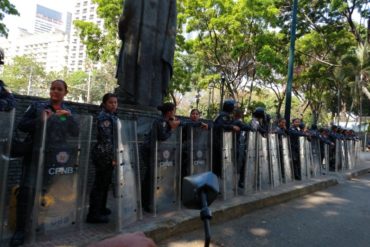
[186,126,212,175]
[342,140,347,170]
[299,137,309,180]
[221,131,237,200]
[115,119,141,230]
[30,114,92,242]
[281,136,293,183]
[305,139,313,179]
[310,138,321,177]
[322,144,330,175]
[236,131,247,189]
[257,133,270,190]
[0,110,15,245]
[244,131,258,194]
[334,140,342,172]
[268,134,281,188]
[153,128,182,216]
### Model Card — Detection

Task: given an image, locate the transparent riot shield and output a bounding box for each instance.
[342,140,349,171]
[186,126,212,175]
[281,136,293,183]
[236,131,247,190]
[244,131,258,194]
[305,139,313,179]
[115,119,141,230]
[310,138,321,177]
[0,110,15,245]
[322,144,330,175]
[153,128,182,216]
[334,139,342,172]
[221,131,237,200]
[347,140,355,169]
[257,133,270,191]
[299,137,309,180]
[30,114,92,242]
[268,134,281,188]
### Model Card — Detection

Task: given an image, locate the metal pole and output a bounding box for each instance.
[284,0,299,127]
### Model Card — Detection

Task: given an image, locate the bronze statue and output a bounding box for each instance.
[116,0,177,108]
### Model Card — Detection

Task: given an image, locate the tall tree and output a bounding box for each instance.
[0,0,19,37]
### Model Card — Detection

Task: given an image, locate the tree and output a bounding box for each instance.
[2,56,46,96]
[180,0,280,100]
[73,0,122,63]
[0,0,19,37]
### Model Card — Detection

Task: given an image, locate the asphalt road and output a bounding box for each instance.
[158,171,370,247]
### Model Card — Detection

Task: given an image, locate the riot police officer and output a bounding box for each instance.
[250,107,269,136]
[87,93,118,224]
[10,80,78,247]
[141,102,181,212]
[232,108,251,188]
[288,118,309,180]
[212,100,240,177]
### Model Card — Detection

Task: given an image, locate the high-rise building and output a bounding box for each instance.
[68,0,104,72]
[0,28,69,72]
[34,4,72,35]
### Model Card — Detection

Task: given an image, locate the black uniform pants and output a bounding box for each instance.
[88,163,113,216]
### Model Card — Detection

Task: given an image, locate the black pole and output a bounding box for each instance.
[200,191,212,247]
[284,0,298,128]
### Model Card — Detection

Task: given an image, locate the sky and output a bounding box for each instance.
[3,0,75,38]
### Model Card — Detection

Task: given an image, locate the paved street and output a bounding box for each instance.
[159,171,370,247]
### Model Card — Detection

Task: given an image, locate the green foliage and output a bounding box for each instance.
[0,0,19,37]
[73,0,122,62]
[2,56,46,96]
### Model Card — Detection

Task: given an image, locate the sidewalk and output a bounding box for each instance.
[23,153,370,247]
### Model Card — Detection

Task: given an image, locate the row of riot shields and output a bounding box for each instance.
[324,139,361,174]
[149,126,212,216]
[0,112,364,245]
[0,110,15,246]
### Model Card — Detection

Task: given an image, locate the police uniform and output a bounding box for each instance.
[87,110,117,223]
[141,116,178,212]
[288,126,307,180]
[11,100,78,246]
[232,118,251,188]
[0,80,15,112]
[213,110,235,177]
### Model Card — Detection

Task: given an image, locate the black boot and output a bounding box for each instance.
[86,213,109,223]
[9,230,25,247]
[100,208,111,216]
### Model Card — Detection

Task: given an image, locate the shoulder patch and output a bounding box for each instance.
[103,120,111,127]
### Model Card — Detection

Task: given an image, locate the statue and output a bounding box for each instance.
[116,0,177,108]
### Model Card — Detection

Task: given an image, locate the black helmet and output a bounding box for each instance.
[253,107,265,118]
[222,100,235,113]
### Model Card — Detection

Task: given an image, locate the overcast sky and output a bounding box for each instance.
[3,0,75,38]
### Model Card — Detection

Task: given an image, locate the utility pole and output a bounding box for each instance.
[284,0,299,127]
[27,67,33,96]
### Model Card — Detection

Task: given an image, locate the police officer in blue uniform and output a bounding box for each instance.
[232,108,251,188]
[141,102,181,212]
[213,100,240,177]
[87,93,118,223]
[10,80,78,247]
[288,118,309,180]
